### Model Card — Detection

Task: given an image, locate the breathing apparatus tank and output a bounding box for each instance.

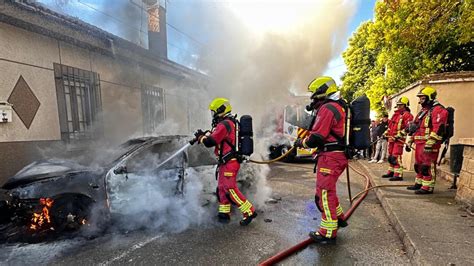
[349,94,371,150]
[238,115,254,156]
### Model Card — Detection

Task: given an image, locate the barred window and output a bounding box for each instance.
[54,63,102,141]
[142,86,165,134]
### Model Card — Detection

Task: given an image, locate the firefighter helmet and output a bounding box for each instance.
[396,96,410,106]
[416,86,437,101]
[209,97,232,118]
[308,76,338,99]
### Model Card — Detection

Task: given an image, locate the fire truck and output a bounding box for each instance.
[268,102,316,161]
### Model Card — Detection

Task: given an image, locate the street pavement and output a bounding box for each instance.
[1,161,410,265]
[360,159,474,265]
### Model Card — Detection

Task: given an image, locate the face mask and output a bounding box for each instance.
[306,99,324,111]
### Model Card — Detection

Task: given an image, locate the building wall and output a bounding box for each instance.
[388,76,474,170]
[0,22,61,142]
[457,138,474,210]
[0,20,206,184]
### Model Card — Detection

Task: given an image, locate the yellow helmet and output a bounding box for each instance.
[396,96,410,106]
[308,76,338,99]
[416,86,437,101]
[209,97,232,117]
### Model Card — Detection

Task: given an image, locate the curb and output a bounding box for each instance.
[356,161,424,265]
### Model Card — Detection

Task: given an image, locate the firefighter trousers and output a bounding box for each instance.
[387,141,404,177]
[216,159,255,218]
[414,142,440,192]
[315,151,348,238]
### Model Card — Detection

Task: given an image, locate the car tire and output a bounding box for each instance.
[269,145,283,160]
[50,194,94,233]
[282,145,296,162]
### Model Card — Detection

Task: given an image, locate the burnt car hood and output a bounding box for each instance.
[2,159,101,190]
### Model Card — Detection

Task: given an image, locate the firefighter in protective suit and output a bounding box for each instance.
[406,86,448,194]
[382,96,413,181]
[194,98,257,225]
[294,76,348,244]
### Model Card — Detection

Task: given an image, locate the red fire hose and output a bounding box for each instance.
[259,163,372,266]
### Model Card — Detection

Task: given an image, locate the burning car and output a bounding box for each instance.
[0,135,204,242]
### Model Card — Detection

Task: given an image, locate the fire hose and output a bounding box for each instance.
[258,163,372,266]
[249,146,296,164]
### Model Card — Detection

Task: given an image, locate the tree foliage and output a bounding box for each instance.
[341,0,474,114]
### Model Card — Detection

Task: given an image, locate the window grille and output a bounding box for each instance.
[142,85,165,134]
[54,63,102,141]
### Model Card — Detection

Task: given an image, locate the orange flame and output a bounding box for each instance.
[30,198,54,231]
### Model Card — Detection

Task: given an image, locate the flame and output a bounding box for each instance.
[30,198,54,231]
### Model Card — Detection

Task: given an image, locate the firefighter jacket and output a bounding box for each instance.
[387,109,413,142]
[203,117,236,159]
[413,102,448,146]
[303,101,346,150]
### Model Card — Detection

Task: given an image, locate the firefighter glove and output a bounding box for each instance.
[194,129,205,138]
[190,129,206,145]
[294,138,305,148]
[407,122,418,135]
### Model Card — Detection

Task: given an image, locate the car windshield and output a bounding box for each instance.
[285,105,312,128]
[70,139,150,168]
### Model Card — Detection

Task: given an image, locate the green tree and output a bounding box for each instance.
[340,22,381,102]
[342,0,474,114]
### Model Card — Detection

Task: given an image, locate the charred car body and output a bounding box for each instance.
[0,136,200,241]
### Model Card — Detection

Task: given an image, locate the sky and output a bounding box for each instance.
[322,0,377,84]
[166,0,378,85]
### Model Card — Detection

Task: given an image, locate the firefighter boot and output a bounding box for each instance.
[217,213,230,224]
[389,176,403,181]
[415,189,433,195]
[240,212,257,226]
[338,218,348,228]
[381,172,394,178]
[308,231,336,244]
[406,184,422,190]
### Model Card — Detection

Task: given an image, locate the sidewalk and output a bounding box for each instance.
[357,160,474,265]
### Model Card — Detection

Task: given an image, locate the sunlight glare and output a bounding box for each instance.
[225,0,319,33]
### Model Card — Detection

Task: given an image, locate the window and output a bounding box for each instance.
[285,105,297,125]
[142,85,165,134]
[54,63,102,141]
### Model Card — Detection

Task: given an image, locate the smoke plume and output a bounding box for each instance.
[188,0,357,130]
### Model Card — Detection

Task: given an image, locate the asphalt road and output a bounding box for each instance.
[0,161,410,265]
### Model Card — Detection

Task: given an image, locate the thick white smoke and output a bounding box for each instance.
[105,148,270,232]
[107,167,211,232]
[189,0,357,131]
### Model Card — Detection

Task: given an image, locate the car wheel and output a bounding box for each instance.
[50,194,94,233]
[269,145,283,159]
[282,145,296,162]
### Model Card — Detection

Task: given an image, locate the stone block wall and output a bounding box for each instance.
[456,138,474,211]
